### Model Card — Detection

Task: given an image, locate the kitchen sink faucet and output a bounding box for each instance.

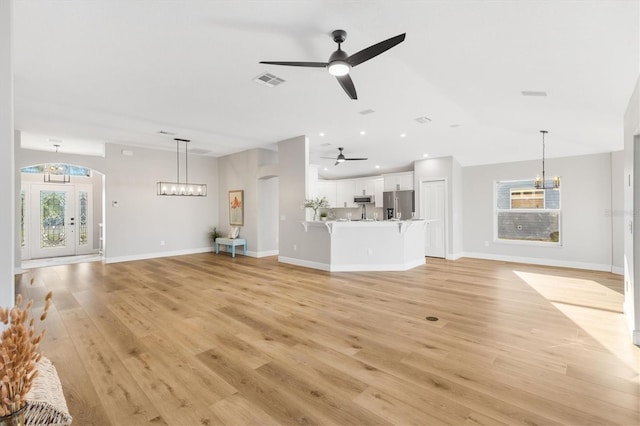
[361,203,366,220]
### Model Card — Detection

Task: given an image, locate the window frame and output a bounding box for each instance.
[494,179,562,246]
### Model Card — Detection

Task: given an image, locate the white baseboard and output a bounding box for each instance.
[611,266,624,275]
[461,252,614,272]
[446,252,464,260]
[105,246,212,264]
[253,250,279,258]
[278,256,425,272]
[278,256,330,271]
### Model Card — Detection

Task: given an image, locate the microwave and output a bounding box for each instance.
[353,195,375,204]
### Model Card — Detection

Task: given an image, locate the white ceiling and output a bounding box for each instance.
[12,0,639,179]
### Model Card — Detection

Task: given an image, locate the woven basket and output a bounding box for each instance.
[24,358,72,426]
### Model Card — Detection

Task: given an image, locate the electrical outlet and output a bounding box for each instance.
[293,244,297,251]
[367,248,373,256]
[160,240,165,246]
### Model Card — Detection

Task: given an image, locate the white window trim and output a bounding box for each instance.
[494,180,562,246]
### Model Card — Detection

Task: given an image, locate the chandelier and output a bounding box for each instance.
[157,138,207,196]
[44,145,70,183]
[534,130,560,190]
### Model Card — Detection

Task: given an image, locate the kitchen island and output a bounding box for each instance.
[288,220,426,272]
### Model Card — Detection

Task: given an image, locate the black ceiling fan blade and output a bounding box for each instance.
[259,61,327,68]
[334,161,340,166]
[346,33,406,67]
[336,74,357,100]
[345,158,368,161]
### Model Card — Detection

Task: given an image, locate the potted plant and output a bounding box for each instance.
[209,226,222,246]
[319,211,328,221]
[304,197,329,221]
[0,289,52,424]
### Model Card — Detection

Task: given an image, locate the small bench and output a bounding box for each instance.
[215,237,247,258]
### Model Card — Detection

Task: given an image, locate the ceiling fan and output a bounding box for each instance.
[322,147,368,166]
[260,30,406,100]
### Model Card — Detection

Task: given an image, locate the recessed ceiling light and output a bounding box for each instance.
[375,165,380,169]
[521,90,547,97]
[423,153,429,158]
[360,131,366,135]
[323,167,328,171]
[319,132,325,137]
[400,133,406,138]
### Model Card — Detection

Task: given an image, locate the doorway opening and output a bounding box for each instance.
[20,164,105,268]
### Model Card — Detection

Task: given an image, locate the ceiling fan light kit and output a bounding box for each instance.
[322,147,368,166]
[260,29,406,99]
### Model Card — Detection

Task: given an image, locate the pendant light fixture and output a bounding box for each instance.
[157,138,207,196]
[44,144,70,183]
[534,130,560,190]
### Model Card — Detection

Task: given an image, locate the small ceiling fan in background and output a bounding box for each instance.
[322,147,368,166]
[260,30,406,99]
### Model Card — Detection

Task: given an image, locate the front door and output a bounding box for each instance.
[28,184,93,259]
[422,180,446,258]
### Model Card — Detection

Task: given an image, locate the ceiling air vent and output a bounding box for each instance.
[254,72,285,88]
[189,148,211,155]
[158,130,176,136]
[359,109,375,115]
[414,116,432,124]
[521,90,547,97]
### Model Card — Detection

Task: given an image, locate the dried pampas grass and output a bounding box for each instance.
[0,289,52,416]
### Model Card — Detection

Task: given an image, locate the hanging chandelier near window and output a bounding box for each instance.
[157,138,207,196]
[44,145,70,183]
[534,130,560,190]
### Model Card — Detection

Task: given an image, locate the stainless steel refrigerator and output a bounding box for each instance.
[383,190,414,220]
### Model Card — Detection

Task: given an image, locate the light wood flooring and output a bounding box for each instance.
[15,254,640,425]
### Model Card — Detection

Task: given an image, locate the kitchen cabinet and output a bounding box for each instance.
[319,176,384,208]
[384,172,414,191]
[317,180,337,207]
[373,178,384,207]
[336,180,356,208]
[354,179,375,196]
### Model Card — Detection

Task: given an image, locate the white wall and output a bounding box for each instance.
[104,143,218,262]
[278,135,322,265]
[217,149,258,251]
[611,150,624,274]
[257,177,279,255]
[0,0,14,308]
[217,147,279,257]
[463,152,616,271]
[624,75,640,344]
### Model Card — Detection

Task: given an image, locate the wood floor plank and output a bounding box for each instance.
[17,254,640,426]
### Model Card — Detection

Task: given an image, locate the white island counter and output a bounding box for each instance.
[291,220,426,272]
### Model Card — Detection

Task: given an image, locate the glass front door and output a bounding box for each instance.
[27,184,93,259]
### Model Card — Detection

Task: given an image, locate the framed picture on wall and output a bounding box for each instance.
[229,190,244,226]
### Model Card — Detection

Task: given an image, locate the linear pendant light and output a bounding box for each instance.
[157,138,207,196]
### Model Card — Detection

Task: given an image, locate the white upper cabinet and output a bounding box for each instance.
[336,180,356,208]
[384,172,414,191]
[373,178,384,207]
[318,176,385,208]
[317,180,337,207]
